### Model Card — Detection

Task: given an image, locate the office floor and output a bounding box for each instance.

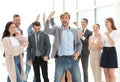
[0,52,120,82]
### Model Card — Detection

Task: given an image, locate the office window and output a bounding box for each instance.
[53,0,63,16]
[64,0,76,12]
[96,0,114,5]
[69,12,77,27]
[54,17,61,26]
[78,10,95,30]
[78,0,94,10]
[96,6,115,33]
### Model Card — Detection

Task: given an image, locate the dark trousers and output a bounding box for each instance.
[79,54,89,82]
[33,56,49,82]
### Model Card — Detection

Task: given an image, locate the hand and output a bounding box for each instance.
[73,52,80,60]
[78,32,84,38]
[43,56,48,61]
[27,61,32,66]
[15,30,21,36]
[104,31,110,36]
[22,42,27,48]
[35,14,40,22]
[21,71,26,81]
[48,11,55,19]
[90,40,95,45]
[73,21,78,26]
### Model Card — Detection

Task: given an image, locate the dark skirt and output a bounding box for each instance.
[100,47,118,68]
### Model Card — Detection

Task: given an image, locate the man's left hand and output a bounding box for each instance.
[74,52,80,60]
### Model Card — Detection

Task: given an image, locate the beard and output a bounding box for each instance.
[62,22,69,27]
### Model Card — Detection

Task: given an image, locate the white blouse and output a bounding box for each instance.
[10,37,20,55]
[103,30,119,47]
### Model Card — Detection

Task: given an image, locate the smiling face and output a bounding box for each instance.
[32,22,41,33]
[8,24,16,35]
[105,17,117,31]
[81,18,88,29]
[92,24,100,35]
[33,25,40,33]
[105,19,112,31]
[60,12,70,28]
[13,16,21,27]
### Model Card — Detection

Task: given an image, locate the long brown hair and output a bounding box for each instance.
[105,17,117,30]
[2,21,15,39]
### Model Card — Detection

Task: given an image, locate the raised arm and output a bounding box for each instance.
[27,15,40,35]
[50,17,56,27]
[43,12,46,26]
[48,11,55,19]
[44,11,56,35]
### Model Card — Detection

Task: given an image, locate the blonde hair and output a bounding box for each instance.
[60,12,70,19]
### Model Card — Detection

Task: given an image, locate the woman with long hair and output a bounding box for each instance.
[100,17,118,82]
[2,21,28,82]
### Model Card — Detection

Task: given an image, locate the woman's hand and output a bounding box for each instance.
[43,56,48,61]
[22,42,27,48]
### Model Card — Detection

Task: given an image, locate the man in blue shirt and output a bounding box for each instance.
[44,11,82,82]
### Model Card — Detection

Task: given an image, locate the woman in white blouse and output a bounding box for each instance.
[100,17,118,82]
[2,21,28,82]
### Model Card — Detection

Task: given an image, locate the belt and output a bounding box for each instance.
[103,47,115,50]
[60,55,74,58]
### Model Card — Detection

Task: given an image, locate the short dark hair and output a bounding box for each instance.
[32,22,41,26]
[81,18,88,24]
[13,14,20,18]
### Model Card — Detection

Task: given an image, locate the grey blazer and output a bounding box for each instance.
[27,31,51,61]
[44,19,82,58]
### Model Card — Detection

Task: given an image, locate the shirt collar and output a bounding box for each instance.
[61,25,71,30]
[82,27,87,32]
[35,31,40,35]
